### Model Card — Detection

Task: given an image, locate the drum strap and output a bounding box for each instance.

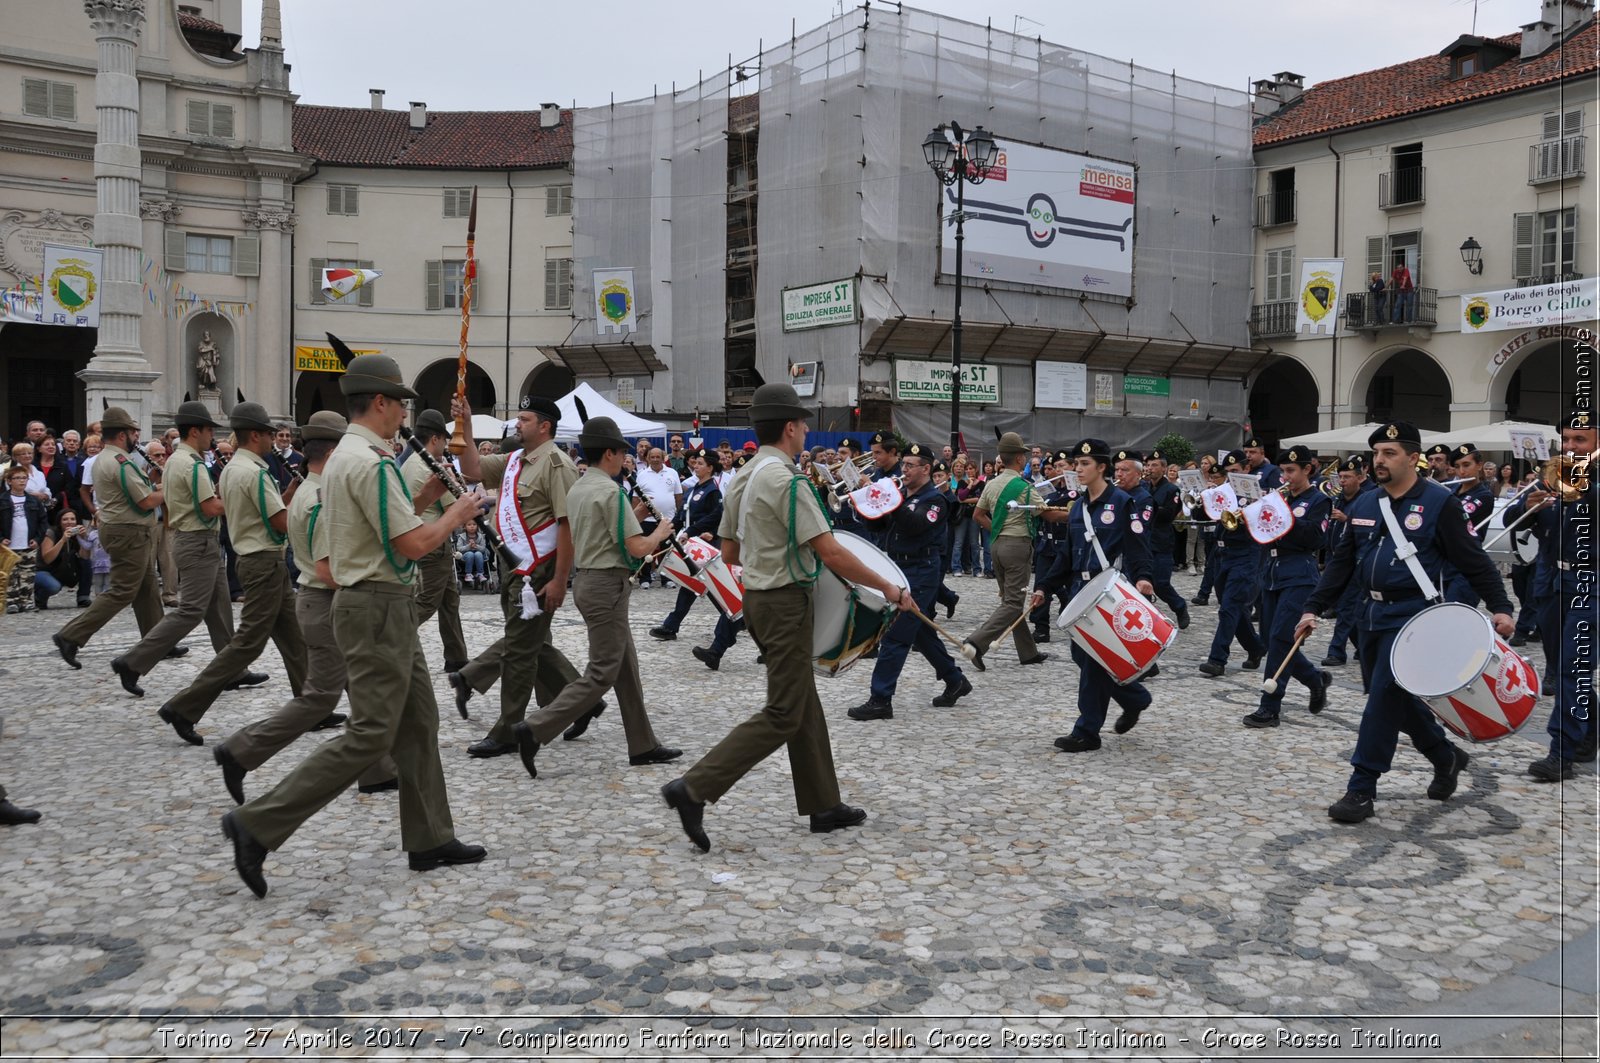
[1377,494,1442,602]
[1079,496,1113,574]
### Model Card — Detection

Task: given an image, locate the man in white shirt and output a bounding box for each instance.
[632,447,681,589]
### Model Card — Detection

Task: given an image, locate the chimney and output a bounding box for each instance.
[1272,71,1305,105]
[409,101,426,130]
[1524,0,1594,56]
[1252,77,1281,121]
[540,102,560,129]
[369,88,385,110]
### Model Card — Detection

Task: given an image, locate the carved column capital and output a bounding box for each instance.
[83,0,146,39]
[138,199,182,222]
[242,208,296,233]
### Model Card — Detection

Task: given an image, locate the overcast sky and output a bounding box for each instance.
[251,0,1513,112]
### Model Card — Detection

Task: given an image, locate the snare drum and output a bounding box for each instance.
[1390,602,1540,743]
[1055,568,1176,685]
[657,537,722,597]
[813,531,907,678]
[700,555,745,622]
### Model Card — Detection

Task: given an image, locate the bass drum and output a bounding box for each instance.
[812,531,907,678]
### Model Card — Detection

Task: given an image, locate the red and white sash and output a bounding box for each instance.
[495,448,558,575]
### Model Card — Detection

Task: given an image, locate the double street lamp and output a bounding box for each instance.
[922,121,999,458]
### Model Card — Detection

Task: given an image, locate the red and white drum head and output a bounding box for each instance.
[1391,602,1540,744]
[1055,568,1176,685]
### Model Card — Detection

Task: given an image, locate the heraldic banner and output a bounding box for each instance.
[1295,257,1343,339]
[592,267,637,336]
[1460,276,1599,333]
[2,244,105,328]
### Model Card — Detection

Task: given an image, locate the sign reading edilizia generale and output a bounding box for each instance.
[781,278,858,332]
[894,360,999,404]
[1461,277,1597,333]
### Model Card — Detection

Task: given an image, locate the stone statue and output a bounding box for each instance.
[196,330,220,391]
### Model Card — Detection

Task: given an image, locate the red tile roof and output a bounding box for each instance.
[1253,19,1598,147]
[292,105,574,169]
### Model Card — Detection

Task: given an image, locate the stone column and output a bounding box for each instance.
[79,0,159,431]
[242,208,294,418]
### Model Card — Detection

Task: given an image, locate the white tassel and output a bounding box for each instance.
[520,576,543,620]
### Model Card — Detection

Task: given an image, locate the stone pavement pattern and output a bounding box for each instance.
[0,568,1595,1059]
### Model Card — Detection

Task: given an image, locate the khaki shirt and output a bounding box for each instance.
[716,446,831,591]
[324,423,424,587]
[402,449,452,523]
[221,447,286,556]
[287,470,331,591]
[567,467,642,572]
[479,439,578,533]
[164,441,218,534]
[977,468,1042,539]
[91,442,156,525]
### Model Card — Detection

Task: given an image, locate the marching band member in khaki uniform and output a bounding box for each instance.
[52,406,164,667]
[402,406,479,675]
[511,415,681,777]
[662,383,912,853]
[156,403,310,746]
[222,352,488,897]
[962,432,1055,670]
[211,412,397,805]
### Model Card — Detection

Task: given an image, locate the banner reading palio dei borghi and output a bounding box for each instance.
[1461,276,1598,333]
[894,360,1000,404]
[782,278,858,332]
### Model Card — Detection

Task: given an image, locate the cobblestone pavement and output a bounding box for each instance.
[1,567,1595,1059]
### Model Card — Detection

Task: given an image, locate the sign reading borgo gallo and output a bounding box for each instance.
[940,137,1135,298]
[1461,276,1598,333]
[895,360,999,404]
[782,278,858,332]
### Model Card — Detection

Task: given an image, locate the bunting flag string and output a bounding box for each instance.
[138,254,255,320]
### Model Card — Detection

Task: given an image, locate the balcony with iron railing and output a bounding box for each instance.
[1344,288,1438,330]
[1248,301,1296,338]
[1516,271,1584,288]
[1529,136,1586,184]
[1255,192,1296,228]
[1378,166,1425,209]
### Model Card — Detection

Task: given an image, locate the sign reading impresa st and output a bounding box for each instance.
[782,278,858,332]
[939,137,1135,297]
[895,360,999,404]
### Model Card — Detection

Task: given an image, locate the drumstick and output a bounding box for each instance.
[905,601,967,652]
[993,608,1031,652]
[1261,630,1312,694]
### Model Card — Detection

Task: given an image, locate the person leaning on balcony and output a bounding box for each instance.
[1368,271,1386,325]
[1390,263,1415,323]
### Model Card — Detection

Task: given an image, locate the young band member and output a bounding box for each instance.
[1242,447,1332,728]
[661,384,912,853]
[847,442,970,720]
[510,415,681,777]
[650,447,723,641]
[1297,421,1513,823]
[1320,456,1371,667]
[1141,448,1191,632]
[962,432,1060,670]
[1197,451,1265,677]
[1028,439,1154,752]
[1442,443,1494,607]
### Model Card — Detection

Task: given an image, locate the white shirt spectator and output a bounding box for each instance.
[634,463,681,520]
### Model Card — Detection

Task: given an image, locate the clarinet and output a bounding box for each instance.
[397,426,519,574]
[625,473,696,577]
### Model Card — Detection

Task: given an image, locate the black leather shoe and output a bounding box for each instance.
[1242,710,1280,729]
[214,745,247,805]
[1327,790,1374,823]
[1242,656,1262,670]
[649,626,677,641]
[1053,732,1102,753]
[1189,595,1210,606]
[1198,660,1225,678]
[1575,734,1598,764]
[930,676,972,707]
[408,838,487,872]
[447,671,472,719]
[1427,746,1469,800]
[1176,607,1191,630]
[52,633,81,670]
[1528,752,1575,782]
[221,811,268,897]
[223,671,270,691]
[311,713,347,731]
[1019,652,1050,666]
[691,646,721,671]
[358,778,399,794]
[1308,671,1331,714]
[165,645,190,659]
[0,799,41,825]
[756,653,767,665]
[158,704,203,746]
[847,698,893,721]
[662,778,710,852]
[963,644,986,672]
[629,745,683,765]
[511,722,540,778]
[467,737,516,759]
[1509,633,1529,647]
[945,593,959,619]
[561,701,607,741]
[111,656,144,697]
[809,803,867,833]
[1320,655,1346,667]
[1113,705,1145,734]
[1032,628,1051,644]
[1145,663,1161,678]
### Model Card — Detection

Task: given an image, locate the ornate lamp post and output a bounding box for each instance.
[922,122,998,457]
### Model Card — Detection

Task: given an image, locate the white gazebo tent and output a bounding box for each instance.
[1280,423,1448,451]
[553,382,667,442]
[1426,420,1558,451]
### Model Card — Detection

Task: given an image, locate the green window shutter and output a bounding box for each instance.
[212,104,234,138]
[1365,236,1384,280]
[165,229,188,273]
[1512,213,1535,279]
[309,256,327,304]
[186,100,208,135]
[234,235,259,277]
[326,186,341,214]
[425,260,443,311]
[23,78,49,117]
[358,259,376,307]
[51,81,75,121]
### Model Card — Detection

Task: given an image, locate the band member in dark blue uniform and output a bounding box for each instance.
[1031,438,1154,753]
[1519,408,1597,780]
[828,437,866,540]
[1029,452,1072,643]
[1298,421,1514,823]
[1243,436,1281,491]
[1505,464,1561,692]
[1198,451,1265,677]
[1142,448,1191,631]
[1243,447,1332,727]
[1424,442,1453,482]
[848,443,971,720]
[1321,456,1373,667]
[650,448,724,641]
[1442,443,1495,607]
